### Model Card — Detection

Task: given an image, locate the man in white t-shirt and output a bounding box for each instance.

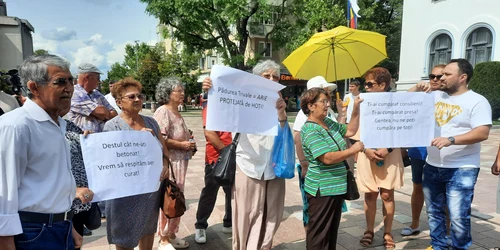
[292,76,343,230]
[343,79,360,123]
[104,80,121,115]
[415,59,492,250]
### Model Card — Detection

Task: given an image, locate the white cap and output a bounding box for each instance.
[307,76,337,91]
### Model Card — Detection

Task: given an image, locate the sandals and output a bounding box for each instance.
[169,236,190,249]
[383,233,396,249]
[360,231,374,247]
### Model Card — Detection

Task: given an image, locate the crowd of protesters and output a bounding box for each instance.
[0,53,497,250]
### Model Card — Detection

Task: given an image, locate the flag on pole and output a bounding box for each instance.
[347,0,360,29]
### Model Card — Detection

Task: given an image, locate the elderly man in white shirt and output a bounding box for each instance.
[0,54,83,250]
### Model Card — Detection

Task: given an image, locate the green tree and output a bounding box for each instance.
[141,0,402,78]
[159,48,201,98]
[101,62,129,94]
[133,45,164,100]
[123,42,155,76]
[469,61,500,120]
[272,0,402,78]
[141,0,291,69]
[33,49,49,56]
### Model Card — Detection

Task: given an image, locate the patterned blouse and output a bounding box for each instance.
[301,118,348,197]
[153,105,191,161]
[65,120,92,214]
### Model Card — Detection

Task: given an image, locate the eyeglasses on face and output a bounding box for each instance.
[428,74,443,80]
[365,81,379,88]
[172,89,185,94]
[316,99,330,105]
[50,77,74,86]
[121,93,145,101]
[262,73,280,81]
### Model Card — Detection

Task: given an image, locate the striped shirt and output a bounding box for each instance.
[300,118,348,196]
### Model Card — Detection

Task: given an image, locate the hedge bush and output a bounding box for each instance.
[469,61,500,120]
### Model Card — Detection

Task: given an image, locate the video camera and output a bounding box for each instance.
[0,69,24,106]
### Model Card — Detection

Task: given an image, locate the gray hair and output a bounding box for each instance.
[252,60,280,76]
[19,54,71,87]
[155,76,184,105]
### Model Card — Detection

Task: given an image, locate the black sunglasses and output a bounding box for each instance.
[365,81,378,88]
[428,74,443,80]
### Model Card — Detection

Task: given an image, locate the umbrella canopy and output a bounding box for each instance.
[283,26,388,82]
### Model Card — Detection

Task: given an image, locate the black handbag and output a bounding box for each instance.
[84,202,102,230]
[213,133,240,186]
[327,132,360,201]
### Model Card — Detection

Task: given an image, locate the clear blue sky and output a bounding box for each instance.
[7,0,159,78]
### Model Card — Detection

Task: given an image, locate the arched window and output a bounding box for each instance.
[429,34,452,73]
[465,27,493,65]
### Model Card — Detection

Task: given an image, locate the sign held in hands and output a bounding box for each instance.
[206,65,286,136]
[359,92,435,148]
[80,130,163,202]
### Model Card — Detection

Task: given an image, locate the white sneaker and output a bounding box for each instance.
[222,226,232,234]
[195,229,207,244]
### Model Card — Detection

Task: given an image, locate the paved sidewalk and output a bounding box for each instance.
[83,112,500,249]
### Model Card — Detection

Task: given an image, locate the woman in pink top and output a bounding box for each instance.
[153,77,196,250]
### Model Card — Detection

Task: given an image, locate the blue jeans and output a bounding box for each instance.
[422,164,479,250]
[14,220,74,250]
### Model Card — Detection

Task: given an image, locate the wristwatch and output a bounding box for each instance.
[448,137,456,145]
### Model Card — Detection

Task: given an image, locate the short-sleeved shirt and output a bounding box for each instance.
[69,84,115,132]
[427,90,492,168]
[202,106,232,164]
[301,118,348,196]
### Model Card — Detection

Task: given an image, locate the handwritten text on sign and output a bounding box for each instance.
[359,92,435,148]
[206,65,286,136]
[80,131,163,202]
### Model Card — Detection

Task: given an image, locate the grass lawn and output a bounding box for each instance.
[494,120,500,125]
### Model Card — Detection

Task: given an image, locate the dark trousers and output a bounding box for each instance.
[14,220,74,250]
[306,192,344,250]
[195,163,232,229]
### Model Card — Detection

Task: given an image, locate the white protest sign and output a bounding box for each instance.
[80,131,163,202]
[359,92,435,148]
[206,65,286,136]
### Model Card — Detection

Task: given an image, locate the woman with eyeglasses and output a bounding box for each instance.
[153,77,195,250]
[103,77,169,250]
[299,87,364,250]
[355,67,404,249]
[202,60,288,250]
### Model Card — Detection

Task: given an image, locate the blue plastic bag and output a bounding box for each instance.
[271,122,295,178]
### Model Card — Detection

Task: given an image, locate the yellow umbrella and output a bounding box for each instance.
[283,26,388,82]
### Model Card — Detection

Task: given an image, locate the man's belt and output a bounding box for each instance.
[19,210,74,223]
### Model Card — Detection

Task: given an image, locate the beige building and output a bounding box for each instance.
[0,0,34,71]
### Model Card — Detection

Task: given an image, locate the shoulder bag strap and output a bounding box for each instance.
[232,132,241,145]
[306,120,350,170]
